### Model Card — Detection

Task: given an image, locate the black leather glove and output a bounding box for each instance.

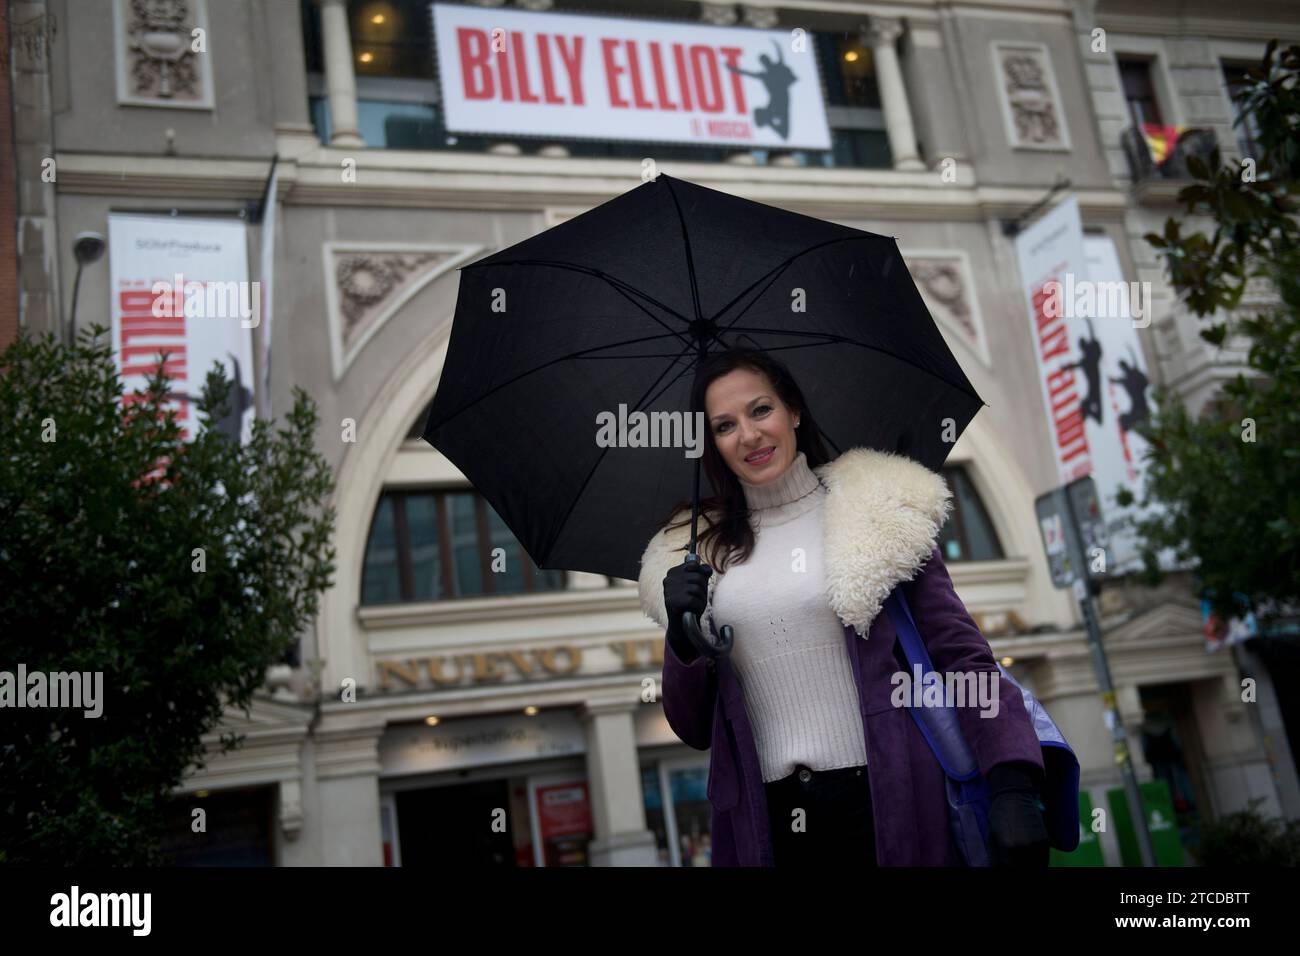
[662,560,713,664]
[987,760,1049,867]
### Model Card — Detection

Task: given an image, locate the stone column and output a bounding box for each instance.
[864,17,924,170]
[580,697,659,865]
[317,0,364,146]
[310,722,386,865]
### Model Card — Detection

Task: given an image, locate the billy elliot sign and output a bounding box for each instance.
[431,3,833,150]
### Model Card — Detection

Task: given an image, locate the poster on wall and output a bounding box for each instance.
[107,213,255,445]
[534,780,591,867]
[1014,196,1167,575]
[431,2,832,150]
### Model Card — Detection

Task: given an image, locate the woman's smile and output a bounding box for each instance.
[745,446,776,466]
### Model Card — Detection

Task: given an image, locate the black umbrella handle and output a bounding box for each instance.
[682,552,734,658]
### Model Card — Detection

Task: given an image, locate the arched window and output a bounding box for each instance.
[938,466,1004,562]
[361,488,566,604]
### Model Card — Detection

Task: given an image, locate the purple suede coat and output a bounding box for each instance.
[661,546,1044,867]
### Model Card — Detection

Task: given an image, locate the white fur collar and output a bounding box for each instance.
[637,447,953,638]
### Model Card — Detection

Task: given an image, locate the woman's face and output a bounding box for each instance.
[704,367,800,486]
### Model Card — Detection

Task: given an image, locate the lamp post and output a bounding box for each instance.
[67,231,106,345]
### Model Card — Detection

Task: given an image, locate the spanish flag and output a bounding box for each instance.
[1142,123,1187,165]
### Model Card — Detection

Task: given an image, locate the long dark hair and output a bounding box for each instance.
[657,348,831,573]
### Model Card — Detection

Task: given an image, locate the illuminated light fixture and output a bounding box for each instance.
[1000,656,1015,667]
[359,51,373,63]
[523,706,539,716]
[844,50,859,62]
[372,14,385,24]
[424,716,440,727]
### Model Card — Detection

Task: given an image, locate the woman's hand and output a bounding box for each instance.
[663,560,713,662]
[987,761,1050,866]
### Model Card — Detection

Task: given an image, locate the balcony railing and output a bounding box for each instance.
[1121,125,1218,183]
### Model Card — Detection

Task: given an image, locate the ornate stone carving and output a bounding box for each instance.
[908,259,976,342]
[324,243,486,381]
[7,10,56,69]
[741,5,778,29]
[864,16,904,47]
[700,2,739,26]
[996,44,1065,147]
[901,252,990,367]
[123,0,202,101]
[335,252,445,345]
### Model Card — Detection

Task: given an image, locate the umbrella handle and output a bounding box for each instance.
[682,611,734,658]
[682,552,734,658]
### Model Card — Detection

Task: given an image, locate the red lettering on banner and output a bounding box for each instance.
[1034,278,1091,472]
[453,27,756,116]
[673,44,693,111]
[648,42,676,110]
[690,45,723,113]
[624,40,654,109]
[456,28,493,100]
[537,34,563,104]
[510,31,539,103]
[602,38,628,108]
[554,35,584,105]
[496,36,515,103]
[118,282,190,439]
[719,47,746,114]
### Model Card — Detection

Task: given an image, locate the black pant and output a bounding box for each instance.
[765,763,877,867]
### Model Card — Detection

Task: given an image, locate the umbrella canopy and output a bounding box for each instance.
[423,174,984,583]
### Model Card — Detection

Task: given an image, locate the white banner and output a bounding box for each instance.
[108,213,255,445]
[431,2,832,150]
[1015,197,1160,574]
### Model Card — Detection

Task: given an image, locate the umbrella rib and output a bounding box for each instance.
[539,339,703,562]
[463,257,694,338]
[663,178,705,323]
[637,346,707,414]
[721,326,987,406]
[430,331,702,430]
[708,234,876,327]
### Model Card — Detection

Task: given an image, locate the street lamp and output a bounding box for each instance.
[67,231,106,345]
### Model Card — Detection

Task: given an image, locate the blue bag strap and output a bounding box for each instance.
[889,585,1084,852]
[883,586,980,781]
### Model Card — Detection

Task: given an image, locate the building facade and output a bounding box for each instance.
[9,0,1300,865]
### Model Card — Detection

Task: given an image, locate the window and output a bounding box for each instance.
[1117,57,1165,129]
[1221,62,1262,160]
[362,489,566,603]
[815,32,882,109]
[349,0,436,80]
[937,466,1004,562]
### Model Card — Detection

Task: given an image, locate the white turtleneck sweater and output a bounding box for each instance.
[711,450,868,783]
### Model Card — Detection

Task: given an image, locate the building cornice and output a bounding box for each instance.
[54,149,1130,224]
[1096,13,1300,43]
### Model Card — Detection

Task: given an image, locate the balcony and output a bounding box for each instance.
[1120,125,1219,203]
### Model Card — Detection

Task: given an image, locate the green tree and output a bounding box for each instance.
[0,328,335,864]
[1121,41,1300,632]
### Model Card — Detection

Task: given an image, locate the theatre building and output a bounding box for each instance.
[13,0,1299,865]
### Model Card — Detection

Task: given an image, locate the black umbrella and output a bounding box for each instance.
[423,174,984,655]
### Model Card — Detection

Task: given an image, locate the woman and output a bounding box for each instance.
[637,348,1050,867]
